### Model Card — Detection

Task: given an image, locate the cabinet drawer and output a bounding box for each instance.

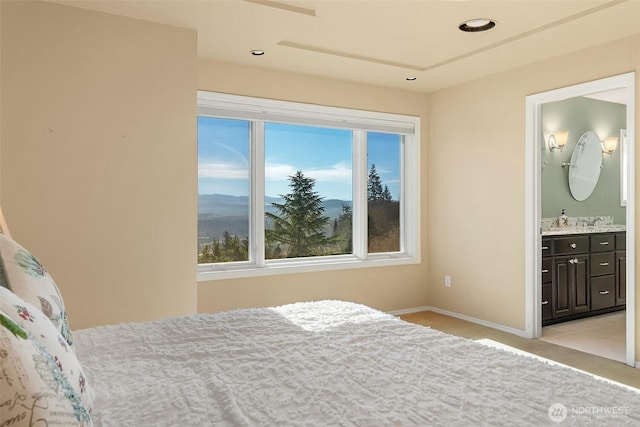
[553,236,588,255]
[590,234,614,253]
[615,233,626,251]
[590,252,615,276]
[542,258,552,284]
[591,275,616,310]
[542,283,552,321]
[541,239,552,257]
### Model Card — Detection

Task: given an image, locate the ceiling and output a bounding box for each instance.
[50,0,640,93]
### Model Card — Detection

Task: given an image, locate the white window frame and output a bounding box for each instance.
[197,91,421,281]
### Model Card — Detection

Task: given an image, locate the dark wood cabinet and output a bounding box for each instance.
[541,250,552,322]
[616,251,626,306]
[552,254,589,318]
[542,231,625,326]
[591,275,616,310]
[615,232,626,306]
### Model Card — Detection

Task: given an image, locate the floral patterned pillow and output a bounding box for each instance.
[0,286,93,412]
[0,309,93,426]
[0,233,73,346]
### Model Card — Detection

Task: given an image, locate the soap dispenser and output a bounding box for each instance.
[559,209,568,228]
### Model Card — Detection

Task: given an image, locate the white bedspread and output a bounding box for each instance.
[74,300,640,426]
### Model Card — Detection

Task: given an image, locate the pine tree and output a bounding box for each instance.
[337,204,353,252]
[199,243,212,263]
[381,185,393,201]
[266,170,333,258]
[367,164,383,201]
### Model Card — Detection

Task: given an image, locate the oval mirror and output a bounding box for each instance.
[568,131,602,201]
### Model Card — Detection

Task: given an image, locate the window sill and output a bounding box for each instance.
[197,253,420,282]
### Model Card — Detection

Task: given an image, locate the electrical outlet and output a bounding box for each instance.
[444,275,451,288]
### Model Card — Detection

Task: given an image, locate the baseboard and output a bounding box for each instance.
[387,306,430,316]
[392,305,529,339]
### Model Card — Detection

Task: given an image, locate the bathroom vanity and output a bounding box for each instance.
[541,226,625,326]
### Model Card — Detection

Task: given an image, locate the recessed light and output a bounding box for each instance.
[250,50,265,56]
[406,76,417,81]
[458,18,496,32]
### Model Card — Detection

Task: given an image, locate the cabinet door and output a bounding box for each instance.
[553,257,572,318]
[553,254,589,317]
[615,233,626,251]
[573,255,590,314]
[616,251,626,306]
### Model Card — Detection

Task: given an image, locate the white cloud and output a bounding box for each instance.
[265,161,352,182]
[265,162,298,180]
[199,161,353,185]
[306,162,352,181]
[198,162,248,179]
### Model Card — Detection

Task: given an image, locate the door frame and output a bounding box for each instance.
[524,72,636,367]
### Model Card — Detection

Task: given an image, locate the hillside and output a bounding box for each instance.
[198,194,352,240]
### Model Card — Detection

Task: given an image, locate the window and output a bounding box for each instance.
[197,91,420,280]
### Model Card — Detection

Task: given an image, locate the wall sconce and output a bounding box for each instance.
[601,137,618,156]
[548,131,569,151]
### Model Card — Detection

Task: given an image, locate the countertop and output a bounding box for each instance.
[541,225,626,236]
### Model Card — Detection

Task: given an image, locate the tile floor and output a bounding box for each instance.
[540,311,625,362]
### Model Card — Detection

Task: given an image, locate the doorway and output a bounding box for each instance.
[525,72,636,367]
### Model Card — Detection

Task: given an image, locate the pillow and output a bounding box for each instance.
[0,309,93,426]
[0,287,93,412]
[0,233,73,346]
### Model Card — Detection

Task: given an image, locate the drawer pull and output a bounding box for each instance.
[541,269,549,273]
[570,243,577,249]
[541,246,549,250]
[542,300,549,305]
[568,257,579,264]
[599,262,609,266]
[599,241,610,245]
[599,290,610,295]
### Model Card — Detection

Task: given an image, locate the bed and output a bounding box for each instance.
[71,300,640,426]
[1,212,640,426]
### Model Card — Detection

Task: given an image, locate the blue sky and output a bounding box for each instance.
[198,117,401,200]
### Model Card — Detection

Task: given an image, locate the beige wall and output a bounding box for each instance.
[0,0,3,200]
[197,59,430,314]
[427,35,639,351]
[0,1,198,328]
[1,0,639,361]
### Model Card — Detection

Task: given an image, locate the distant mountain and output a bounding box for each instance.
[198,193,351,219]
[198,194,352,241]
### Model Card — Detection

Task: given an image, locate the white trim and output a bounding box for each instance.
[424,306,529,338]
[387,306,431,316]
[624,75,636,368]
[620,129,628,207]
[197,91,421,281]
[525,72,636,367]
[198,254,418,281]
[352,131,368,259]
[524,96,542,340]
[197,91,417,135]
